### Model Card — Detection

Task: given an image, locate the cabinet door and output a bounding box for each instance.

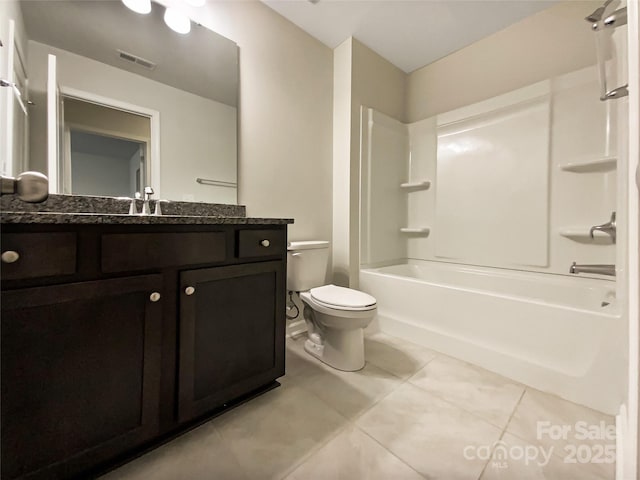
[1,275,163,480]
[178,261,285,422]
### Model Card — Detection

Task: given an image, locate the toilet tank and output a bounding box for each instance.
[287,241,330,292]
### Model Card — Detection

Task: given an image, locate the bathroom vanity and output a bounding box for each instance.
[0,196,293,479]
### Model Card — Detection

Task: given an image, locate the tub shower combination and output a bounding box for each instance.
[359,261,622,414]
[358,62,625,414]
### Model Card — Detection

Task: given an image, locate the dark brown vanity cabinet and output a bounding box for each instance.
[1,275,164,480]
[177,261,285,422]
[0,223,288,480]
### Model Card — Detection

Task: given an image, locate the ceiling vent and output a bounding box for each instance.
[117,49,157,70]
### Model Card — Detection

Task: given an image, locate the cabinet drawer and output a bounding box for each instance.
[102,232,226,273]
[1,233,77,280]
[237,229,285,258]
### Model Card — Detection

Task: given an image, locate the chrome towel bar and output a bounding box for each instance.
[196,178,237,188]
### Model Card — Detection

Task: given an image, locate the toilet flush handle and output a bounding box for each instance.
[291,252,302,258]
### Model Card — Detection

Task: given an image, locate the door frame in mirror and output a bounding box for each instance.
[58,86,161,198]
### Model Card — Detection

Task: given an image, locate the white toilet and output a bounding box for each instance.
[287,241,377,371]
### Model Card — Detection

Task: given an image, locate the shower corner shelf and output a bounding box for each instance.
[559,156,617,173]
[400,180,431,190]
[400,227,430,235]
[559,228,614,244]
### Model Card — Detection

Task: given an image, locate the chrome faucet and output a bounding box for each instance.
[570,262,616,277]
[590,211,616,243]
[142,186,154,215]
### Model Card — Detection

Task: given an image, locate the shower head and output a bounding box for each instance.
[585,0,613,23]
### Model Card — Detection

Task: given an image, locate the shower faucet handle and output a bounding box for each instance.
[589,211,616,243]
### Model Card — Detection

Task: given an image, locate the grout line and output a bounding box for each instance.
[276,421,354,480]
[406,373,523,432]
[284,335,529,480]
[366,352,438,382]
[278,338,434,477]
[502,388,616,466]
[503,387,527,435]
[476,387,528,480]
[355,424,429,479]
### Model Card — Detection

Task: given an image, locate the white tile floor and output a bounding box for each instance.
[103,333,615,480]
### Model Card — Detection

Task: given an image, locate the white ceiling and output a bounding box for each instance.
[261,0,559,73]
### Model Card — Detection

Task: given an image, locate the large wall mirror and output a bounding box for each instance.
[5,0,238,204]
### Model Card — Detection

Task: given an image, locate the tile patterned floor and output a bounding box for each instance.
[102,332,615,480]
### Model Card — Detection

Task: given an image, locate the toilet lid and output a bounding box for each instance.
[310,284,376,309]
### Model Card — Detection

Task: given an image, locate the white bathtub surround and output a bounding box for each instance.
[435,84,551,268]
[360,261,624,414]
[103,333,614,480]
[361,65,616,276]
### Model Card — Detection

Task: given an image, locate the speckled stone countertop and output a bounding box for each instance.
[1,194,294,225]
[0,212,294,225]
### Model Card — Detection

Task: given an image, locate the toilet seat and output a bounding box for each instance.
[310,285,376,311]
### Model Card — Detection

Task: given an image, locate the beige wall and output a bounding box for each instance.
[171,0,334,243]
[332,37,406,286]
[406,1,599,121]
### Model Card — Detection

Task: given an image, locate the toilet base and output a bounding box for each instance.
[304,326,365,372]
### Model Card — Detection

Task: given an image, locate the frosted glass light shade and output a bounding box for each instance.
[122,0,151,14]
[164,7,191,34]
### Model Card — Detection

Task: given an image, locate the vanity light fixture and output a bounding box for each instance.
[164,7,191,34]
[121,0,151,15]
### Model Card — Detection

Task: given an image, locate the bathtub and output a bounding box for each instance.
[359,260,625,414]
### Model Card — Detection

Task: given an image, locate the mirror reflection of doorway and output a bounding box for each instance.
[69,131,145,197]
[62,97,151,197]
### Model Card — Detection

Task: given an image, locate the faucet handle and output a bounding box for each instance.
[589,211,616,242]
[144,186,154,200]
[154,199,169,216]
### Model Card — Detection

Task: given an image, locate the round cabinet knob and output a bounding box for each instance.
[260,239,270,248]
[149,292,161,302]
[1,251,20,264]
[185,286,195,296]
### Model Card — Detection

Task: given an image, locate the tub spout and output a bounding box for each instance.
[570,262,616,276]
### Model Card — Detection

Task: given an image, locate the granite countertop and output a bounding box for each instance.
[0,194,294,225]
[0,211,293,225]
